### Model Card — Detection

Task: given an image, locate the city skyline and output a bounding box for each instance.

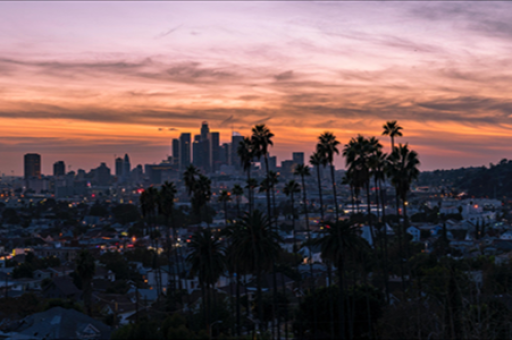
[3,2,512,174]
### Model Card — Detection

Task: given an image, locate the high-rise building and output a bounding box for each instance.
[53,161,65,177]
[231,133,244,169]
[200,121,210,140]
[179,133,191,170]
[115,157,123,178]
[210,132,220,172]
[220,143,230,164]
[95,163,111,186]
[293,152,304,165]
[172,139,180,167]
[281,160,295,177]
[24,153,41,179]
[123,154,131,182]
[269,156,277,172]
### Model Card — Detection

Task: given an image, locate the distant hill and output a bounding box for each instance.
[418,158,512,199]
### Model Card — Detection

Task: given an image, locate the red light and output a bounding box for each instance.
[91,194,95,198]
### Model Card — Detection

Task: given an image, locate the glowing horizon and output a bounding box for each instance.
[2,1,512,175]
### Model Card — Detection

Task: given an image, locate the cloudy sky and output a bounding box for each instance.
[2,1,512,175]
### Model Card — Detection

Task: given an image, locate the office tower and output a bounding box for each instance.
[200,121,210,140]
[115,157,123,178]
[193,138,211,173]
[231,133,244,169]
[53,161,65,177]
[220,143,230,164]
[24,153,41,179]
[293,152,304,166]
[132,164,143,184]
[172,139,180,167]
[210,132,220,172]
[194,134,201,142]
[281,160,295,177]
[269,156,277,172]
[95,163,111,186]
[179,133,191,170]
[123,154,131,182]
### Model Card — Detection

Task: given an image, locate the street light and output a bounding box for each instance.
[210,320,222,340]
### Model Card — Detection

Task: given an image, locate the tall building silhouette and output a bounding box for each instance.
[53,161,65,177]
[24,153,41,179]
[123,154,131,182]
[293,152,304,165]
[231,133,244,169]
[179,133,191,170]
[172,139,180,167]
[115,157,123,178]
[200,121,210,140]
[210,131,220,172]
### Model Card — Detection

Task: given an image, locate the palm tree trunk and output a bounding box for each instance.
[350,184,355,216]
[263,155,279,340]
[366,182,375,245]
[301,173,318,339]
[316,165,324,221]
[395,188,406,292]
[327,263,335,339]
[330,163,339,222]
[236,263,241,336]
[337,258,345,340]
[378,177,390,304]
[224,200,228,227]
[236,197,240,220]
[247,171,252,214]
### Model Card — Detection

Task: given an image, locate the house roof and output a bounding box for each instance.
[15,307,111,340]
[45,277,81,297]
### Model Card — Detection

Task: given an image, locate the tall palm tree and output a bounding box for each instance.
[232,184,244,219]
[230,210,282,331]
[158,181,181,294]
[238,137,254,213]
[268,170,279,227]
[369,149,391,302]
[218,190,231,227]
[388,144,420,247]
[251,124,280,337]
[284,180,301,253]
[183,164,200,195]
[140,186,162,296]
[76,250,95,316]
[293,164,317,292]
[311,220,370,339]
[382,120,403,152]
[245,178,257,210]
[187,228,225,331]
[310,151,326,220]
[317,132,340,222]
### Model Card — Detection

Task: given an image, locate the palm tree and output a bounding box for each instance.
[284,180,301,252]
[382,120,403,152]
[268,170,279,227]
[388,144,420,246]
[251,124,279,337]
[310,151,326,220]
[183,164,200,195]
[369,149,391,302]
[311,220,370,339]
[230,210,282,331]
[317,132,340,222]
[245,178,258,211]
[293,164,317,289]
[187,228,225,331]
[158,181,181,295]
[218,190,231,227]
[238,137,254,213]
[232,184,244,219]
[76,250,95,316]
[140,186,162,295]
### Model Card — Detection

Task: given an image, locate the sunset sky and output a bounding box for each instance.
[2,1,512,175]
